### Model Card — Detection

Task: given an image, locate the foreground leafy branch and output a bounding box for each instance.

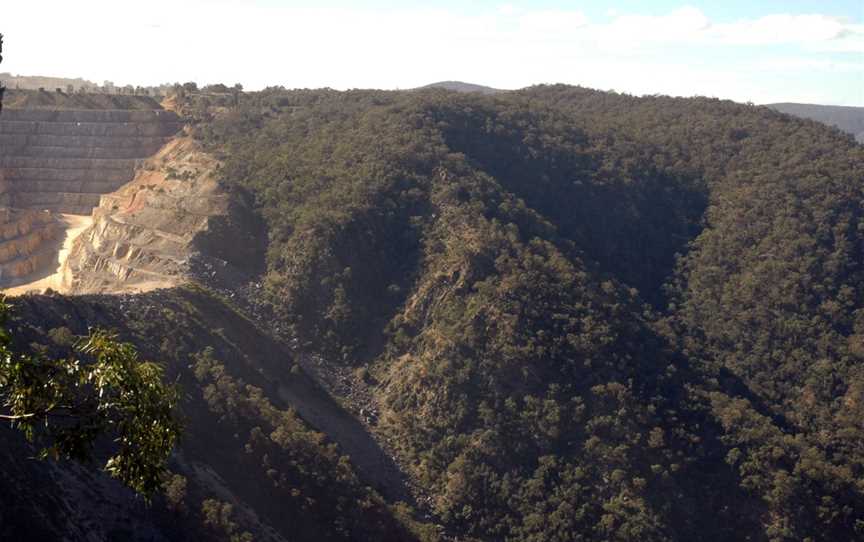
[0,300,181,497]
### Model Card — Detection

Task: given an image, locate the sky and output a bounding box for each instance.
[2,1,862,105]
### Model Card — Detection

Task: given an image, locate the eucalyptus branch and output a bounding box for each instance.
[0,412,36,420]
[0,301,180,497]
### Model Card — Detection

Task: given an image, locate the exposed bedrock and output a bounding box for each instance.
[62,137,266,294]
[0,207,62,283]
[0,108,182,214]
[0,106,263,294]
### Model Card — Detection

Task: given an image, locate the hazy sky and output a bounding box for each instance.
[3,1,862,105]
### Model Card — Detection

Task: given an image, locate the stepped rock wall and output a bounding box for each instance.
[0,106,264,294]
[0,107,182,290]
[0,108,182,214]
[0,207,62,283]
[62,137,266,294]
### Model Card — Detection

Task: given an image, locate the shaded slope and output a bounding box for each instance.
[3,287,429,542]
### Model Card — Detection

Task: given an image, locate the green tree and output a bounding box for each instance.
[0,300,180,497]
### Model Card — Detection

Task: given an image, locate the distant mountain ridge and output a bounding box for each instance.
[418,80,504,94]
[768,102,864,143]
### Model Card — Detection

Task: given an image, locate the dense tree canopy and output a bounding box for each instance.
[190,84,864,541]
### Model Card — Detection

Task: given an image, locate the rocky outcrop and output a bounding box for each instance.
[0,108,182,214]
[61,137,265,294]
[0,207,62,283]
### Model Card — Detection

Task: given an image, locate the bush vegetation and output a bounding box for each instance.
[190,85,864,541]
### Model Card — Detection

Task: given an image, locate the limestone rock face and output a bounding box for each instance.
[61,137,265,294]
[0,105,263,294]
[0,108,182,214]
[0,106,187,292]
[0,207,61,283]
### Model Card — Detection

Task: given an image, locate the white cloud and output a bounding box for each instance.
[518,10,590,37]
[747,57,864,73]
[805,24,864,53]
[711,14,853,46]
[497,4,523,17]
[581,8,862,50]
[607,6,712,41]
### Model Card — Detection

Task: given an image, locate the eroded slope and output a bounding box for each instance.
[62,136,265,294]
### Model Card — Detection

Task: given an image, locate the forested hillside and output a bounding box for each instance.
[192,85,864,541]
[768,102,864,142]
[4,84,863,541]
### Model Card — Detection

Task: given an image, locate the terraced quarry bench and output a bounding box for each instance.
[0,107,182,288]
[0,109,182,214]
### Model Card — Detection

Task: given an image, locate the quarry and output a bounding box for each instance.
[0,91,262,295]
